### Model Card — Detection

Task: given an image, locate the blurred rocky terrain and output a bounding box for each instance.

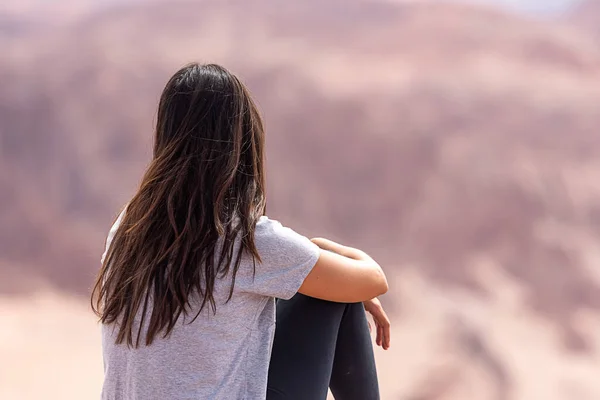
[2,0,600,398]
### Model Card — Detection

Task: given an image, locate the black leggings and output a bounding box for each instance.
[267,294,380,400]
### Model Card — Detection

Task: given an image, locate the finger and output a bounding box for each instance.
[383,321,391,350]
[376,325,382,347]
[368,320,372,333]
[373,308,391,350]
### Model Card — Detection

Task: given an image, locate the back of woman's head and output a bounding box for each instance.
[92,63,267,347]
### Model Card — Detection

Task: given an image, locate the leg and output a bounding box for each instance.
[329,302,380,400]
[267,294,341,399]
[266,294,380,400]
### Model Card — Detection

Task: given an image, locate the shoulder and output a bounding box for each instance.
[254,216,319,261]
[255,216,284,236]
[254,216,305,244]
[101,206,128,263]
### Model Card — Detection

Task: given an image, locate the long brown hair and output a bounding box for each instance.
[91,63,266,347]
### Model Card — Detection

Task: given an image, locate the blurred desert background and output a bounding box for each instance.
[2,0,600,398]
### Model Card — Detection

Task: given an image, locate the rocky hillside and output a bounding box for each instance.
[3,1,600,398]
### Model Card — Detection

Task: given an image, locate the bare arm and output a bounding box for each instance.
[297,237,388,303]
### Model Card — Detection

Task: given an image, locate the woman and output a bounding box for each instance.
[92,63,391,400]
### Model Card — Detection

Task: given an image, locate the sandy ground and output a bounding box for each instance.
[0,292,104,400]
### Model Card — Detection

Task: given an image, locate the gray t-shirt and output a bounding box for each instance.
[100,214,320,400]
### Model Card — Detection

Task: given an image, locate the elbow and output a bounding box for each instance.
[376,270,389,296]
[367,266,388,299]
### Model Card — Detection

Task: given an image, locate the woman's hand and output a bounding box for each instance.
[363,298,391,350]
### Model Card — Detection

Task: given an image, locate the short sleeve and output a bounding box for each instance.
[247,217,320,300]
